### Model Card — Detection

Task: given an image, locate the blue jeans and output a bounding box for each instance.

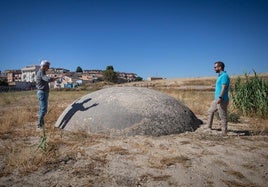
[37,90,49,126]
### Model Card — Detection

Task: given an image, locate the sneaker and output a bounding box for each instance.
[36,124,44,131]
[37,124,43,128]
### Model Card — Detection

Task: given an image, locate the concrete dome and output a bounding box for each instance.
[55,87,202,136]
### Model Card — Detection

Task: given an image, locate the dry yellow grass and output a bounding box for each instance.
[0,76,267,186]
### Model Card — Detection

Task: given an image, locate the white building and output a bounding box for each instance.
[147,77,164,81]
[21,65,40,82]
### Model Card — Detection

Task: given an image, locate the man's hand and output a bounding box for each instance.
[53,77,59,81]
[217,98,222,104]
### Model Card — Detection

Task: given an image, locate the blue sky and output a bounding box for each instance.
[0,0,267,79]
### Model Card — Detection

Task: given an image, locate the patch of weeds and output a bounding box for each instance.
[228,112,240,123]
[215,112,240,123]
[221,179,256,187]
[152,175,172,181]
[213,160,228,167]
[71,162,102,177]
[180,140,191,145]
[242,164,257,171]
[106,146,130,155]
[160,155,191,168]
[224,170,245,179]
[90,152,108,165]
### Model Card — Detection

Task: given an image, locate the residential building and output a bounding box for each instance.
[147,77,164,81]
[5,70,22,82]
[21,65,40,82]
[82,69,103,82]
[50,72,86,89]
[117,72,138,83]
[47,67,70,74]
[83,70,103,74]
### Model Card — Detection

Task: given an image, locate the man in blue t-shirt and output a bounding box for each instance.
[207,61,230,135]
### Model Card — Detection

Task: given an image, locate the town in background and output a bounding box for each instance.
[0,65,162,92]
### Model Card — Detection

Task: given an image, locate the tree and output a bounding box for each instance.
[76,66,83,73]
[103,65,118,83]
[106,66,114,71]
[0,78,8,86]
[135,76,143,81]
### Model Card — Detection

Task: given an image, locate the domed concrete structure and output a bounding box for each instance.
[55,87,202,136]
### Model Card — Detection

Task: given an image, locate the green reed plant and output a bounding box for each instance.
[231,71,268,119]
[36,127,47,153]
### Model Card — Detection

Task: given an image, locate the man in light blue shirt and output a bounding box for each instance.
[207,61,230,135]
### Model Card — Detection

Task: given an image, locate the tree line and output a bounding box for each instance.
[76,65,142,83]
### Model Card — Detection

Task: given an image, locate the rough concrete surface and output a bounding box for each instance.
[55,87,202,136]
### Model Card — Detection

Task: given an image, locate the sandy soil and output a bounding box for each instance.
[0,115,267,187]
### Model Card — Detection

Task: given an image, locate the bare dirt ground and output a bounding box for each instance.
[0,115,267,187]
[0,76,268,187]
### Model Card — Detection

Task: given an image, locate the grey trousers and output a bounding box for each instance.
[208,100,229,134]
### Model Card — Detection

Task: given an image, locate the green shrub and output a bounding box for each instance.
[231,71,268,119]
[228,112,240,123]
[215,112,240,123]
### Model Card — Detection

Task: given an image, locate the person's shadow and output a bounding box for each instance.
[212,128,257,136]
[58,98,98,129]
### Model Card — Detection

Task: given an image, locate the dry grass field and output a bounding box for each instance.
[0,75,267,186]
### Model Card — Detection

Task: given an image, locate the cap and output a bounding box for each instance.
[40,60,50,66]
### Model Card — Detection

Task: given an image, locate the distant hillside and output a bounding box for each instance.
[117,73,268,91]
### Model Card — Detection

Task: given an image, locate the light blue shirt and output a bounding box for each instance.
[215,71,230,101]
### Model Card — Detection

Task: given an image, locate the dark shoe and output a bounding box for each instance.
[37,124,43,128]
[36,124,44,131]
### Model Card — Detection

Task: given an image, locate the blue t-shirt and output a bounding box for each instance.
[215,71,230,101]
